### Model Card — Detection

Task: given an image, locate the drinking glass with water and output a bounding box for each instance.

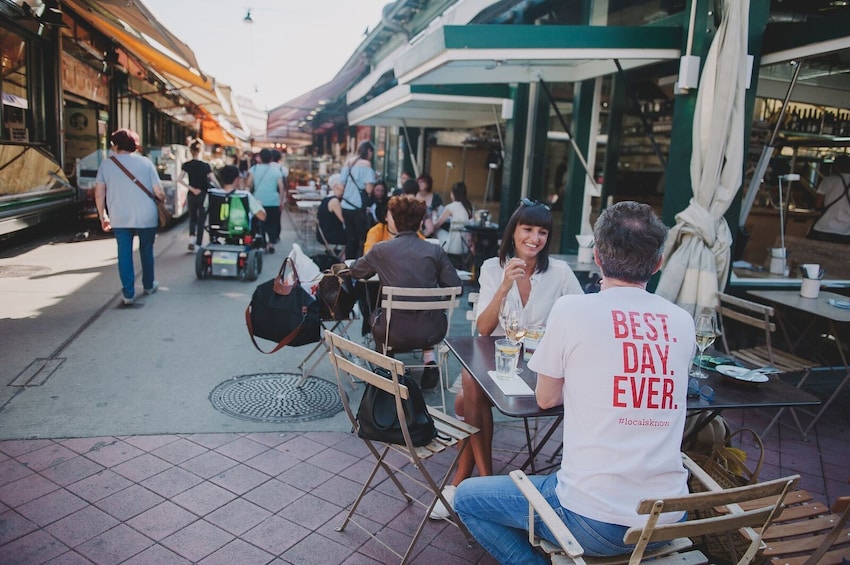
[494,338,521,379]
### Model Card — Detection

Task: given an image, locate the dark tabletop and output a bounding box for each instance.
[445,336,821,419]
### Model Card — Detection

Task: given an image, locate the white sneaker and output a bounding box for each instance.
[122,296,135,306]
[143,281,159,295]
[429,485,456,520]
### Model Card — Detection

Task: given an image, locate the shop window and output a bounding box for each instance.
[1,28,28,141]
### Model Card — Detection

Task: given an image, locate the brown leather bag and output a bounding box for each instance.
[316,263,357,321]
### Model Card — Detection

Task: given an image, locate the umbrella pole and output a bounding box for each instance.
[778,176,786,250]
[739,61,804,226]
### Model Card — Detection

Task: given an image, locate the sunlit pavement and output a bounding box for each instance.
[0,213,846,563]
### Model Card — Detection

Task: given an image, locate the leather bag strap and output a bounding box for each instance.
[244,304,306,354]
[109,156,161,202]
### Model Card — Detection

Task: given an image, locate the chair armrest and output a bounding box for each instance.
[682,452,726,493]
[509,470,586,561]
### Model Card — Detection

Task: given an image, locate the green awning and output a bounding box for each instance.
[348,84,511,128]
[394,25,681,85]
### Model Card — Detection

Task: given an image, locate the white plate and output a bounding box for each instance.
[715,365,769,383]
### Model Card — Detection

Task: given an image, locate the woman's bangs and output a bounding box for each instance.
[516,205,552,230]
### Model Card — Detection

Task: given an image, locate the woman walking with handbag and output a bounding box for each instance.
[95,129,165,306]
[339,140,376,259]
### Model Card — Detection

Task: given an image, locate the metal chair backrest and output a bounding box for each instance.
[716,292,778,364]
[379,285,462,355]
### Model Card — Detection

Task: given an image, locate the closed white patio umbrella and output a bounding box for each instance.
[656,0,749,317]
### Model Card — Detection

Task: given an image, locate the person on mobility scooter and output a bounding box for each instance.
[195,165,267,281]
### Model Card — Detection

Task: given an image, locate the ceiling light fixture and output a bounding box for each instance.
[243,9,253,24]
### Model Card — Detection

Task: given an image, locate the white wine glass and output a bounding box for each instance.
[505,310,527,344]
[498,296,511,333]
[691,311,717,379]
[500,296,526,344]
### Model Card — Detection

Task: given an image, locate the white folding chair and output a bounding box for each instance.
[324,331,478,564]
[379,285,462,412]
[511,454,799,565]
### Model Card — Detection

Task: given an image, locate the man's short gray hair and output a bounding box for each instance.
[593,201,668,284]
[328,174,343,188]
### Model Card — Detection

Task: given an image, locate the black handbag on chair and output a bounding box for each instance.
[356,367,437,447]
[245,256,321,354]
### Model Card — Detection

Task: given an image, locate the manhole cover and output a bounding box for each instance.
[210,373,342,423]
[0,265,51,278]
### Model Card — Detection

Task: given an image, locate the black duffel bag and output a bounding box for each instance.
[245,256,321,354]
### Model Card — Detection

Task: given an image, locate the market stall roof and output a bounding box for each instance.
[394,25,681,86]
[65,0,237,127]
[348,84,511,128]
[198,107,237,148]
[65,0,210,90]
[266,60,368,143]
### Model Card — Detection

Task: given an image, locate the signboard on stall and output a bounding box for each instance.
[62,54,109,106]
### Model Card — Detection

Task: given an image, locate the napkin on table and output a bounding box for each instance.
[487,371,535,396]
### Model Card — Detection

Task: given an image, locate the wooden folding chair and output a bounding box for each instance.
[510,453,799,565]
[715,292,822,439]
[738,487,850,564]
[380,285,462,413]
[324,331,478,564]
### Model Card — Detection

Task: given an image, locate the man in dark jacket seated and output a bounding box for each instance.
[349,195,461,389]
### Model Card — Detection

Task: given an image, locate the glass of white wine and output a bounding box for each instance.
[500,296,526,344]
[691,310,717,379]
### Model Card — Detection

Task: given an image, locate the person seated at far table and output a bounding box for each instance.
[399,178,438,238]
[453,201,695,564]
[808,153,850,244]
[430,199,583,520]
[350,195,461,390]
[316,173,347,252]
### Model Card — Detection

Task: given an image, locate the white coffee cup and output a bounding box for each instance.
[800,278,821,299]
[769,256,787,276]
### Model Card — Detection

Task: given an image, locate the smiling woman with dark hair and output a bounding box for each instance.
[350,195,461,389]
[430,198,584,521]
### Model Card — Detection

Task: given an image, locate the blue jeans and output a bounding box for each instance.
[454,474,636,564]
[114,227,157,299]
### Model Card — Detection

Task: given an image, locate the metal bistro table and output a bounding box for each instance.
[748,289,850,435]
[445,336,820,473]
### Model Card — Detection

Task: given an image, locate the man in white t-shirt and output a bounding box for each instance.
[454,201,695,564]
